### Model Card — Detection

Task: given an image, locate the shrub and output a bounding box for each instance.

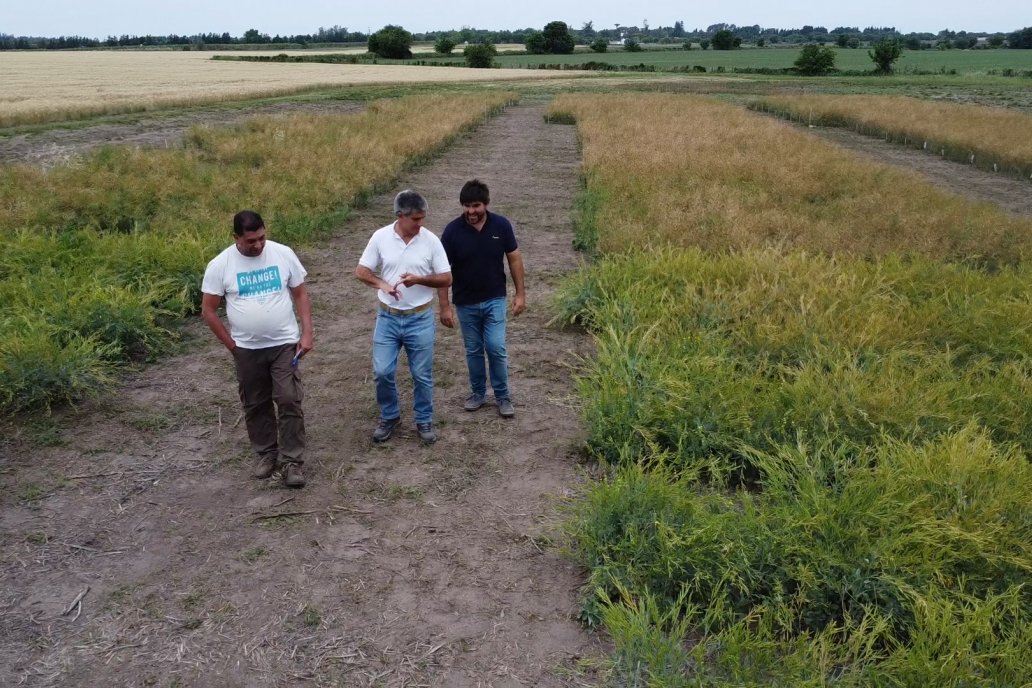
[712,29,739,50]
[590,39,608,53]
[624,39,642,52]
[541,20,576,54]
[524,31,545,54]
[794,44,837,75]
[869,38,903,73]
[464,42,497,68]
[433,36,456,54]
[367,24,412,59]
[1009,26,1032,49]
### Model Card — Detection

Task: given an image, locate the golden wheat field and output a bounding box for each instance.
[0,50,582,126]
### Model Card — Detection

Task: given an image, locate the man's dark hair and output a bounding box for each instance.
[459,179,490,205]
[233,210,265,236]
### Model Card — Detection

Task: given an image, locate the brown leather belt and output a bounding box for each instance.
[379,300,432,316]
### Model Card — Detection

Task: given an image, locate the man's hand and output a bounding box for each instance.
[512,293,526,317]
[355,265,400,300]
[440,304,455,328]
[397,272,421,288]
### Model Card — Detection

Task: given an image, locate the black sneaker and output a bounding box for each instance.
[416,422,437,444]
[252,454,278,479]
[463,393,486,411]
[283,463,306,488]
[372,417,401,443]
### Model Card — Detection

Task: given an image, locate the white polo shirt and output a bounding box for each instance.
[358,223,451,310]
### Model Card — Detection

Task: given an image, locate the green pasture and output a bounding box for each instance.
[409,46,1032,75]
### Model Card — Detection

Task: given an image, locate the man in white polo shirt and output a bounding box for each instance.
[201,210,313,488]
[355,190,452,444]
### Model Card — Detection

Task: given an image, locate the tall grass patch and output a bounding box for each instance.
[551,92,1032,683]
[1,93,516,413]
[569,431,1032,685]
[555,248,1032,466]
[548,93,1031,263]
[750,94,1032,178]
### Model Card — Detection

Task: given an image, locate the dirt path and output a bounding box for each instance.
[804,125,1032,218]
[0,101,605,686]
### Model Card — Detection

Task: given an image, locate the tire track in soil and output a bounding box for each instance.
[0,100,605,686]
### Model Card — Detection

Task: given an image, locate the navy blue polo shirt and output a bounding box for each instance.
[440,211,518,306]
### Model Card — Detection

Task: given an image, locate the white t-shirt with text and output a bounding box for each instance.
[201,240,307,349]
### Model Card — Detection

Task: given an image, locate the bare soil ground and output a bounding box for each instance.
[0,101,606,686]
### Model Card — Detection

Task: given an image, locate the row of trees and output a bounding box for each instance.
[365,25,497,67]
[4,24,1031,51]
[0,26,369,50]
[365,21,913,75]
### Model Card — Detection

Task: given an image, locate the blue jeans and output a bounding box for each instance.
[456,297,510,401]
[372,309,435,424]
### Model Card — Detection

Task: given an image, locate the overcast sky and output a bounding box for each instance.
[4,0,1027,38]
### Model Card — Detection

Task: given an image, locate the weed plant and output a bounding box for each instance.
[750,94,1032,179]
[550,92,1032,683]
[571,430,1032,685]
[555,248,1032,464]
[0,92,516,413]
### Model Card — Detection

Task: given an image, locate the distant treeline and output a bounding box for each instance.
[2,23,1031,50]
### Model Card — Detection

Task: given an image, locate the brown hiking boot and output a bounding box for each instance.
[252,454,278,479]
[283,463,306,488]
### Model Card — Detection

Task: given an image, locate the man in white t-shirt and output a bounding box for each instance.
[201,210,314,488]
[355,190,452,444]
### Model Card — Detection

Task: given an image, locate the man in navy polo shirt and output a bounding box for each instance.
[438,179,525,417]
